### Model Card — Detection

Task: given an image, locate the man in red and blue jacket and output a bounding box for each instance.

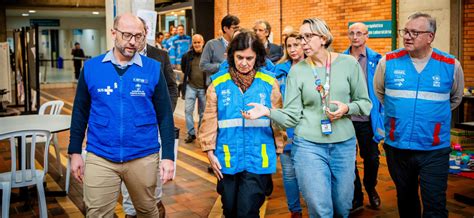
[374,12,464,218]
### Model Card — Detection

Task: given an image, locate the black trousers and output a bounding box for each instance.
[73,60,82,80]
[217,171,271,218]
[384,144,450,218]
[352,121,380,202]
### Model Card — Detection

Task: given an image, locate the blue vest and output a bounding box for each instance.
[169,35,191,65]
[83,54,161,162]
[211,69,277,174]
[274,60,294,151]
[384,48,454,150]
[343,47,384,143]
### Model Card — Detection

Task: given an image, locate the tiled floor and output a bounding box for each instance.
[0,85,473,217]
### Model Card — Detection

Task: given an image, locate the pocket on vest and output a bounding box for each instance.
[414,119,444,147]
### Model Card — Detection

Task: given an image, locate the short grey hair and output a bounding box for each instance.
[302,18,333,48]
[408,12,437,33]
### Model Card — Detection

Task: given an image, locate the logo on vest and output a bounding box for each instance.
[221,89,231,106]
[393,70,405,87]
[432,75,441,87]
[130,83,146,97]
[97,86,114,95]
[259,93,266,106]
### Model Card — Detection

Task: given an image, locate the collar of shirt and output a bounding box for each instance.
[221,37,229,48]
[102,48,143,69]
[140,46,147,56]
[358,49,367,59]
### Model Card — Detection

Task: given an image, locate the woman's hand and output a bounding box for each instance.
[242,103,270,120]
[207,150,223,180]
[325,100,349,121]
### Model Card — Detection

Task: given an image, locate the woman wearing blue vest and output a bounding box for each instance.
[243,18,372,217]
[273,31,305,217]
[198,30,284,217]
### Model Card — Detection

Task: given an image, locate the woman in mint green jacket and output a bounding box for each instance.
[243,18,372,218]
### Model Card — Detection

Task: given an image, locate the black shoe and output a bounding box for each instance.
[350,198,364,214]
[184,134,196,143]
[367,189,381,209]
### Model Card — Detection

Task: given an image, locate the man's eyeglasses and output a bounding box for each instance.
[348,31,367,38]
[297,33,322,43]
[398,29,432,39]
[115,28,145,41]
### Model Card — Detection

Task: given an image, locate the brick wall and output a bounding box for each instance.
[463,0,474,87]
[214,0,393,55]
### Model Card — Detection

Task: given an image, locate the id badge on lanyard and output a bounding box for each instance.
[310,52,332,135]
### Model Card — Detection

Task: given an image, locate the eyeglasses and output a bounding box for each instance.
[398,29,432,39]
[114,28,145,41]
[297,33,322,43]
[348,31,367,38]
[230,25,240,30]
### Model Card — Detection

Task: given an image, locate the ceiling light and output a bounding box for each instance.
[22,13,29,16]
[29,10,36,13]
[92,11,100,15]
[180,10,184,13]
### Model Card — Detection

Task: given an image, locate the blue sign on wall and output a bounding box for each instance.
[348,20,392,38]
[30,19,60,27]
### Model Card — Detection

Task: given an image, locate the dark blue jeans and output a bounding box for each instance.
[352,121,380,202]
[384,144,450,218]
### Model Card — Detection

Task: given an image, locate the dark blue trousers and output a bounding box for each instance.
[384,144,450,218]
[353,121,380,202]
[217,171,271,218]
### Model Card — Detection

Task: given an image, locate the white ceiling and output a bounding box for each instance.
[6,9,105,18]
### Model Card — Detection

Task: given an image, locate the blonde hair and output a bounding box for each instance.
[302,18,333,48]
[277,31,301,64]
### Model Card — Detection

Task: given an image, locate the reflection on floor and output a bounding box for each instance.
[0,84,473,217]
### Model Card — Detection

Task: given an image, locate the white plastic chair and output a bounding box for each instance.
[36,100,64,176]
[0,130,51,218]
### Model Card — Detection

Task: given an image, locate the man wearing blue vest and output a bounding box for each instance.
[343,22,383,211]
[374,12,464,217]
[168,24,191,69]
[68,13,175,217]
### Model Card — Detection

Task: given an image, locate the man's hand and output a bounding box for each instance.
[207,150,223,180]
[70,153,84,184]
[326,100,349,121]
[241,103,270,120]
[160,159,175,184]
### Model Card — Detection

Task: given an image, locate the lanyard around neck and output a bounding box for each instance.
[310,51,332,113]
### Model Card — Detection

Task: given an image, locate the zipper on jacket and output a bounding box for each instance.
[408,74,421,148]
[119,76,124,162]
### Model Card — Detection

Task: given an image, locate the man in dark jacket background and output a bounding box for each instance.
[181,34,206,143]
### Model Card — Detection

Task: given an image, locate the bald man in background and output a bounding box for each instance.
[343,22,384,212]
[181,34,207,143]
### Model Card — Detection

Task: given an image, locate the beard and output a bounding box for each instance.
[115,40,136,58]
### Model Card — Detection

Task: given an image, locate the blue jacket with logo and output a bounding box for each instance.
[169,35,191,65]
[343,47,384,143]
[273,60,294,151]
[83,54,161,162]
[211,69,277,175]
[384,48,454,150]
